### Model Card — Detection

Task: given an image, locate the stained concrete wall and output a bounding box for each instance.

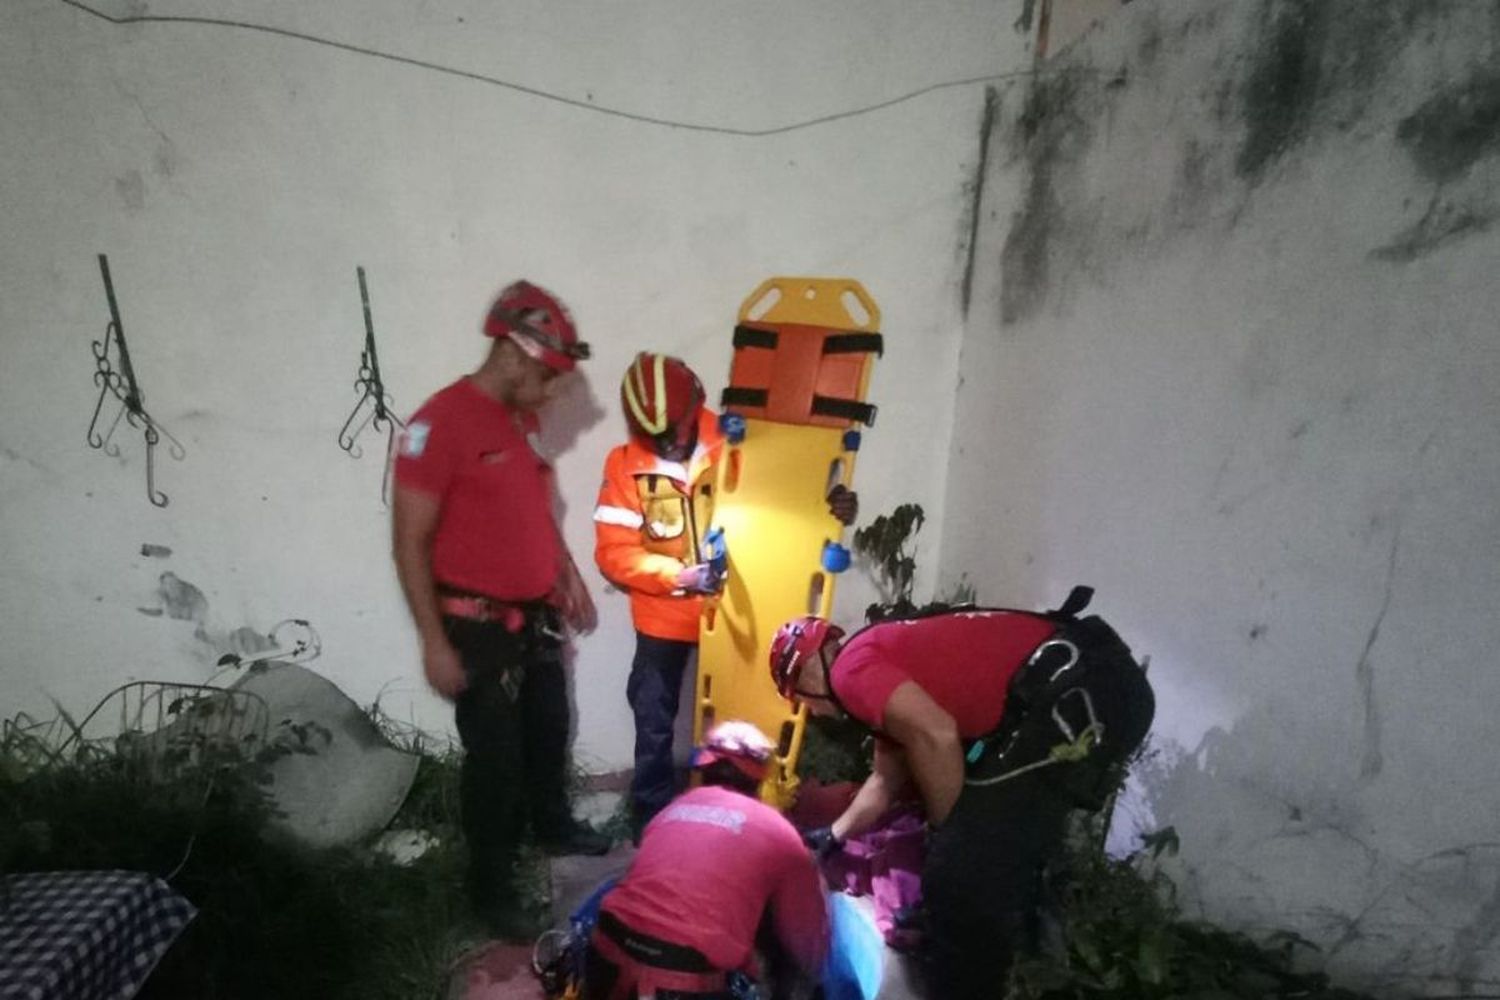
[0,0,1032,768]
[1044,0,1125,58]
[946,0,1500,993]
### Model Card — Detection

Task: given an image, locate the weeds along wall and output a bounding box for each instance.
[0,0,1033,769]
[946,0,1500,994]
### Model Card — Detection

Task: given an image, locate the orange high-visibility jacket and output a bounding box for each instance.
[593,409,725,643]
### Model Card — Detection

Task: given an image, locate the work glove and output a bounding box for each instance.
[801,826,844,860]
[826,484,859,526]
[674,562,724,595]
[888,904,927,952]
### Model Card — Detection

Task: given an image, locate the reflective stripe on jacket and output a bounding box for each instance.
[594,408,724,642]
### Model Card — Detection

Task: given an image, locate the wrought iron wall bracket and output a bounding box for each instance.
[337,266,404,503]
[86,254,186,507]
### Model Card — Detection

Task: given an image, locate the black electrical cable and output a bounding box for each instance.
[53,0,1051,137]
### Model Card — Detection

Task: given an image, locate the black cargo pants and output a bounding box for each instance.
[921,616,1156,999]
[448,609,574,907]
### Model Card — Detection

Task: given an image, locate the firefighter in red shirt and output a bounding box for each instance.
[584,720,829,999]
[393,281,609,941]
[769,592,1155,999]
[593,352,857,837]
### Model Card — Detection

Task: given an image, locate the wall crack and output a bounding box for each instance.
[1356,522,1400,780]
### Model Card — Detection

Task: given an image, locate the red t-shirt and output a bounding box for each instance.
[829,611,1057,737]
[394,378,560,601]
[600,785,829,975]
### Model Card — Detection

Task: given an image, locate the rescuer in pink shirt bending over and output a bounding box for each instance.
[585,721,829,999]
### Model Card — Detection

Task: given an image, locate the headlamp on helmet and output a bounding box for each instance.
[484,280,591,372]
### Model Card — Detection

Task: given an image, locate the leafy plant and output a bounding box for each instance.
[852,502,925,611]
[1012,818,1374,1000]
[851,502,981,624]
[796,714,874,785]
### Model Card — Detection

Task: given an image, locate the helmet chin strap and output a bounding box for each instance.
[826,652,850,718]
[651,411,700,462]
[653,437,688,461]
[799,646,848,719]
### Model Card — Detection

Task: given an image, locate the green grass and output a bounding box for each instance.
[0,717,530,1000]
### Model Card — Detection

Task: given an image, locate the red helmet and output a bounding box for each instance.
[621,352,705,459]
[691,720,776,783]
[769,616,845,701]
[483,280,590,372]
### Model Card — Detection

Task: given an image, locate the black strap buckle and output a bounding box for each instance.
[1049,585,1094,619]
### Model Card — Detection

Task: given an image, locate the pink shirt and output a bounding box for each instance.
[829,611,1056,737]
[600,785,829,974]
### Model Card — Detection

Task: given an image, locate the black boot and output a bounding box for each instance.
[466,850,540,942]
[538,820,612,857]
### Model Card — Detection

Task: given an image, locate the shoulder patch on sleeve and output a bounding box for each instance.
[399,421,431,458]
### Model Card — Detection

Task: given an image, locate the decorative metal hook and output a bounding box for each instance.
[86,254,185,507]
[337,266,404,503]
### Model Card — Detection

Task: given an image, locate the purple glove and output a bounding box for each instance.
[826,484,859,526]
[675,562,724,595]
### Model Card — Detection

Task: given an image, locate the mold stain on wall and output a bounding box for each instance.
[136,569,279,662]
[1234,0,1474,180]
[1373,197,1496,262]
[992,0,1500,324]
[1395,69,1500,184]
[999,66,1093,325]
[1235,0,1330,182]
[1374,67,1500,261]
[152,571,208,627]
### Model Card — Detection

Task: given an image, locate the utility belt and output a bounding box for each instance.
[590,911,729,996]
[439,588,562,639]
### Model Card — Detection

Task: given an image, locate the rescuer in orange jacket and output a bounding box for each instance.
[594,352,857,836]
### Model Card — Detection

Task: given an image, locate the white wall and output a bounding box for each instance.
[0,0,1030,769]
[947,0,1500,993]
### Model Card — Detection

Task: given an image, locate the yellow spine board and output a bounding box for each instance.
[696,278,880,810]
[738,276,880,330]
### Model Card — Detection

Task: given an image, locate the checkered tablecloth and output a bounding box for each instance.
[0,870,196,1000]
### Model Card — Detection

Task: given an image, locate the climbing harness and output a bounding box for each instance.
[959,587,1109,788]
[964,686,1105,788]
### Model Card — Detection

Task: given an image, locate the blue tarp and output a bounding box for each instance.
[821,894,885,1000]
